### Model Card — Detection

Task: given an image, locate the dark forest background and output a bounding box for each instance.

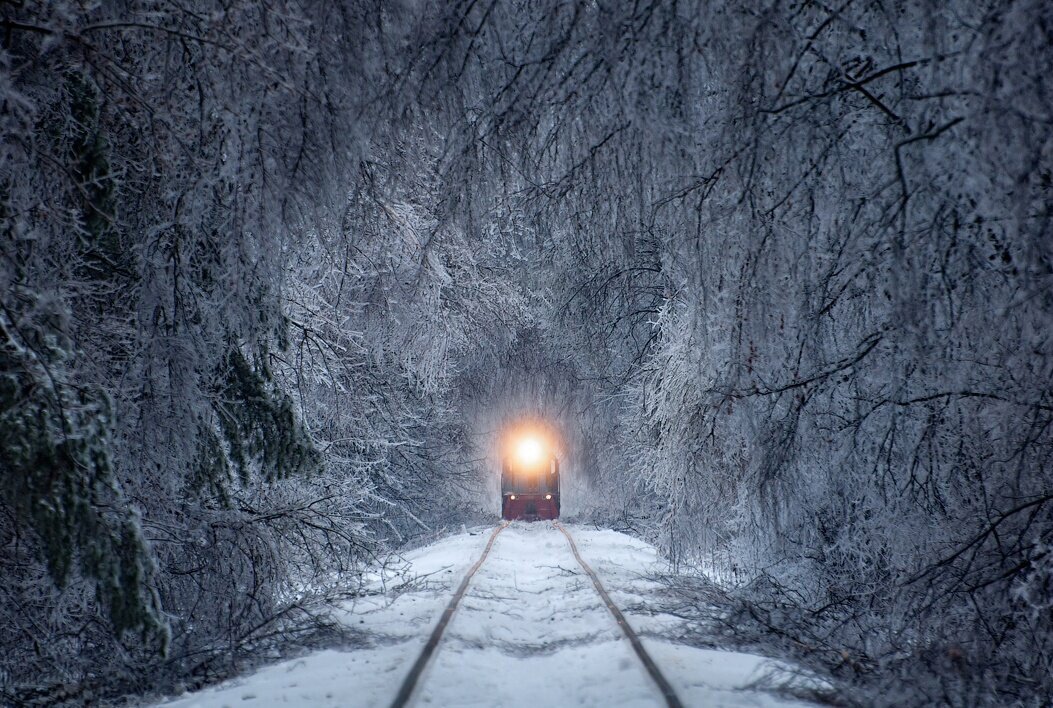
[1,1,1050,705]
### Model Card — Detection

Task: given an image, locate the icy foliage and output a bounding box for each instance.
[2,0,1050,704]
[391,0,1052,702]
[0,1,526,701]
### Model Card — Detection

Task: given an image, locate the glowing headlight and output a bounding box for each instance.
[545,494,552,500]
[514,436,544,466]
[509,494,516,500]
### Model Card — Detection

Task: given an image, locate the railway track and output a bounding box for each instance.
[389,522,684,708]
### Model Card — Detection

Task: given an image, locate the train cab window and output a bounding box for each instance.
[517,468,540,493]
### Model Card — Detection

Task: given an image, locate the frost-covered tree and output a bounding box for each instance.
[397,0,1053,702]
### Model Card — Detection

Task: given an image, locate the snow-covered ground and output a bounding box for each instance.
[152,524,819,708]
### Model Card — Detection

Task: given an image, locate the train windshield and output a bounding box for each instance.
[502,456,559,494]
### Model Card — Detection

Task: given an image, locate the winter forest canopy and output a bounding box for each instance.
[1,0,1051,705]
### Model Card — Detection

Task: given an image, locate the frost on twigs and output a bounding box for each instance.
[0,292,167,645]
[2,0,1051,704]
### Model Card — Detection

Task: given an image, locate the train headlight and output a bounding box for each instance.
[509,494,516,500]
[545,494,552,500]
[514,435,544,466]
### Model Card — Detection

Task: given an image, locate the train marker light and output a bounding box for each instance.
[514,435,544,466]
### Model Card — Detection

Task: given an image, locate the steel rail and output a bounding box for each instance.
[555,521,686,708]
[389,521,509,708]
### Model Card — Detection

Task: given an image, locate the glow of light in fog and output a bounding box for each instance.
[515,435,544,467]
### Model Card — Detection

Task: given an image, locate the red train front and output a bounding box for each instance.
[501,433,560,521]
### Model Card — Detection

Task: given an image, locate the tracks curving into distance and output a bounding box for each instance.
[389,521,684,708]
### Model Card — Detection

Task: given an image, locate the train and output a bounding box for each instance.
[501,432,560,520]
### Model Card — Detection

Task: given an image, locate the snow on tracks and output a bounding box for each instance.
[151,524,819,708]
[407,522,664,707]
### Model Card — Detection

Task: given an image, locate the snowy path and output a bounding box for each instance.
[410,523,660,706]
[153,524,819,708]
